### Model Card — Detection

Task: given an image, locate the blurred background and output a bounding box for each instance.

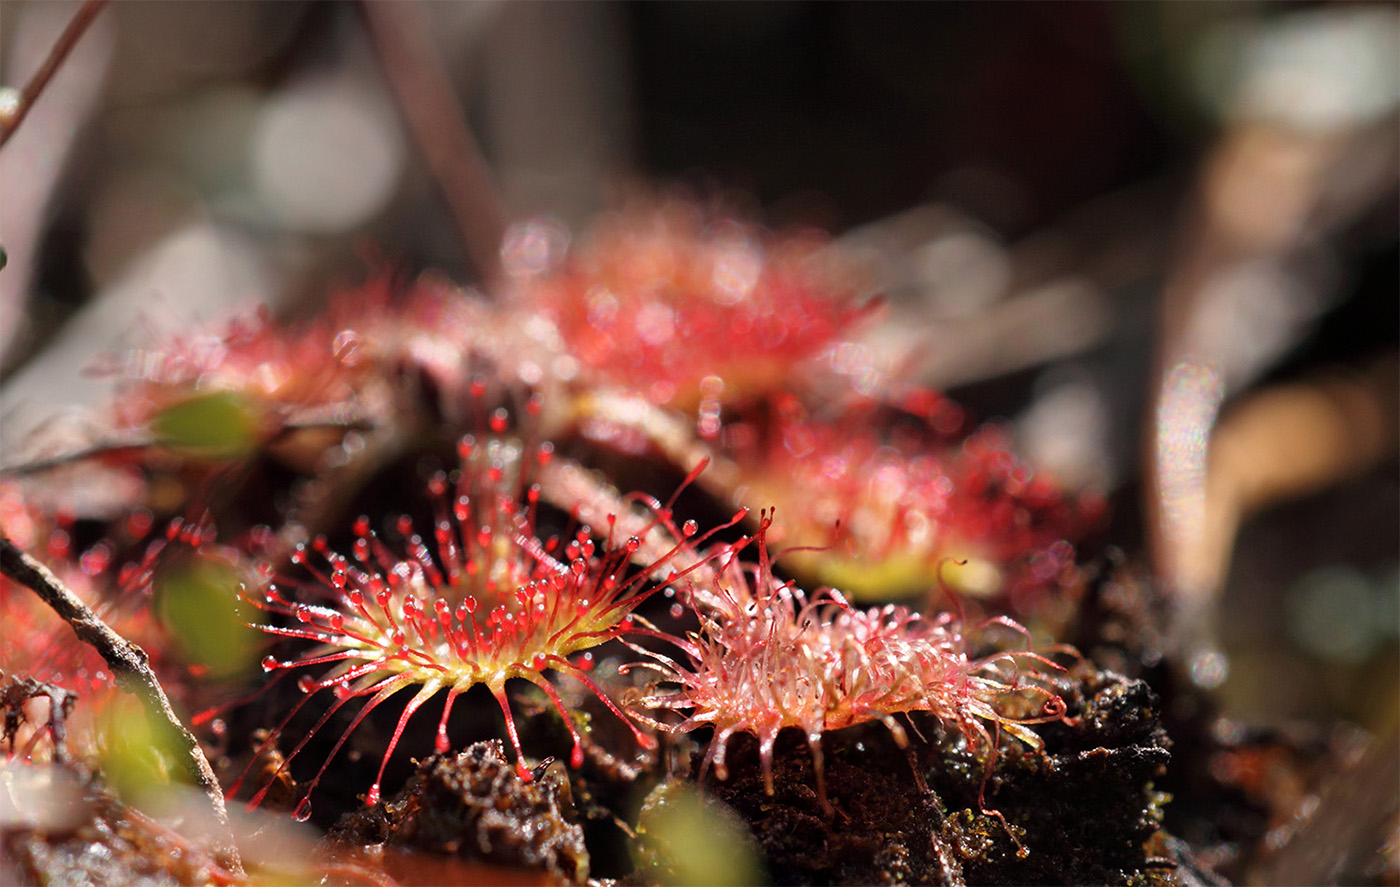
[1,0,1396,755]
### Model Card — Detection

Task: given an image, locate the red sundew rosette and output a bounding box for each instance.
[2,485,121,699]
[225,430,745,821]
[723,413,956,601]
[0,487,169,759]
[2,483,258,730]
[627,515,1069,818]
[111,308,362,441]
[940,427,1106,612]
[713,406,1102,607]
[105,274,492,464]
[510,201,879,413]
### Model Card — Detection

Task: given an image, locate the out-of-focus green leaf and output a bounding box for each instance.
[152,390,263,459]
[98,695,180,804]
[634,780,764,887]
[154,556,258,679]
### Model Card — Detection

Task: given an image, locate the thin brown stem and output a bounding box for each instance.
[0,440,153,478]
[0,416,376,477]
[0,0,109,150]
[0,534,243,875]
[359,0,506,289]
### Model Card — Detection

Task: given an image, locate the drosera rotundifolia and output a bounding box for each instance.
[627,511,1074,825]
[213,410,749,820]
[2,196,1248,886]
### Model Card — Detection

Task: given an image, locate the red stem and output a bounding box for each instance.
[0,0,108,150]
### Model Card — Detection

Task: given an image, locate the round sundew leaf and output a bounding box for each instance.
[799,550,936,601]
[931,555,1003,599]
[151,390,264,459]
[794,549,1003,601]
[153,556,259,679]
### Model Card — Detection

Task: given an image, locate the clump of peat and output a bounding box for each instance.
[695,726,956,886]
[692,661,1175,886]
[329,739,590,885]
[943,665,1172,886]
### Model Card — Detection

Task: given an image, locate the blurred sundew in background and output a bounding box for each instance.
[0,0,1396,871]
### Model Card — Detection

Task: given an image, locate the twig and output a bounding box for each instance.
[0,440,153,477]
[1251,727,1400,886]
[0,0,109,150]
[1,673,77,762]
[0,534,243,875]
[359,0,506,288]
[0,416,377,477]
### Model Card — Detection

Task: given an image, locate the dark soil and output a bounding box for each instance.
[689,663,1180,886]
[328,740,591,885]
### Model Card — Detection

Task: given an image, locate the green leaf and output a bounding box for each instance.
[635,781,764,887]
[98,695,180,805]
[154,556,258,679]
[152,390,262,459]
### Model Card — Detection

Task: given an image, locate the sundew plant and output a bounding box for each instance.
[5,6,1396,885]
[5,195,1103,881]
[628,512,1071,811]
[225,426,747,817]
[156,202,1086,825]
